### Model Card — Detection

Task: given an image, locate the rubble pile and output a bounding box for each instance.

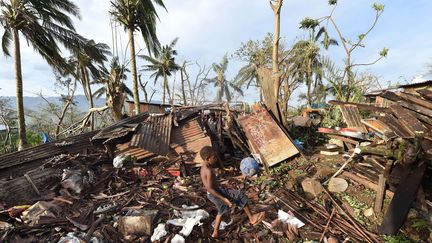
[0,87,431,242]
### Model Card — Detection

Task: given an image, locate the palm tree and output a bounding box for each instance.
[94,57,132,122]
[140,38,180,105]
[68,39,110,130]
[110,0,166,115]
[290,17,338,107]
[1,0,84,150]
[206,55,243,102]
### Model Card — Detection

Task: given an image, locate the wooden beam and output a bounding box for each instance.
[389,104,428,135]
[328,100,389,113]
[416,89,432,101]
[397,92,432,109]
[379,161,427,234]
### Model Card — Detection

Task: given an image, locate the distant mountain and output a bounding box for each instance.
[1,95,106,113]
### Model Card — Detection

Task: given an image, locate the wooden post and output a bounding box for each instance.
[374,174,386,213]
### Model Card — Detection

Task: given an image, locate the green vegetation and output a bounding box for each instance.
[383,235,413,243]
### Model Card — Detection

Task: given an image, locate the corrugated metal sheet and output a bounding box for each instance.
[238,107,299,167]
[92,112,149,142]
[0,130,99,179]
[171,118,211,164]
[340,105,368,133]
[130,114,172,156]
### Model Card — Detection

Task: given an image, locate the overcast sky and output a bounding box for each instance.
[1,0,432,105]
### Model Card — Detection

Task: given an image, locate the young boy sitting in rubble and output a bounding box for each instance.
[199,146,265,238]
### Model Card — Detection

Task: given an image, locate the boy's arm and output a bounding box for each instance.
[202,169,232,207]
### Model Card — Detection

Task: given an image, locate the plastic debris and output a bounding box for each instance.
[277,210,305,228]
[211,219,233,230]
[113,154,132,168]
[21,201,59,226]
[171,234,185,243]
[166,208,209,237]
[57,232,100,243]
[61,169,95,194]
[151,223,167,242]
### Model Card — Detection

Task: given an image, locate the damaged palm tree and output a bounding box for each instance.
[110,0,166,115]
[94,58,132,122]
[0,0,85,150]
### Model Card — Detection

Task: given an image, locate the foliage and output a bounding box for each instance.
[321,107,343,128]
[141,38,180,104]
[0,0,84,71]
[110,0,166,56]
[383,235,413,243]
[411,218,432,231]
[322,0,387,102]
[94,57,131,122]
[342,194,368,224]
[206,54,243,102]
[291,17,338,106]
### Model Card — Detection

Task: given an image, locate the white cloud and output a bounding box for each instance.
[1,0,432,105]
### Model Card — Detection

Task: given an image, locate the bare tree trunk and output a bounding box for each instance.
[180,65,187,105]
[138,75,149,102]
[128,28,140,115]
[162,73,167,105]
[306,60,312,107]
[55,80,77,137]
[269,0,283,116]
[83,68,95,130]
[12,29,27,150]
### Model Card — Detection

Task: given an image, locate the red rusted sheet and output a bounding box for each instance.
[238,107,299,167]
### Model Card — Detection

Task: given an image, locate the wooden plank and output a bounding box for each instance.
[327,134,359,145]
[374,174,386,213]
[238,107,299,167]
[397,92,432,109]
[380,91,401,102]
[377,114,413,138]
[329,100,389,113]
[399,100,432,118]
[389,104,428,135]
[379,161,427,234]
[416,89,432,101]
[361,119,397,140]
[340,105,368,133]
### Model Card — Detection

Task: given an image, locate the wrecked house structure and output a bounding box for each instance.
[0,85,431,242]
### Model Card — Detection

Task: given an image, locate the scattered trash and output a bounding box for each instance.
[57,232,101,243]
[151,223,167,242]
[21,201,59,226]
[211,219,233,230]
[118,209,158,236]
[171,234,185,243]
[277,210,305,228]
[113,154,132,168]
[60,169,94,194]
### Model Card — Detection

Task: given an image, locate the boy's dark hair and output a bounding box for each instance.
[200,146,215,161]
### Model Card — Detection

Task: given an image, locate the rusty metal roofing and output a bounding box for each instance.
[92,112,149,142]
[0,130,99,179]
[129,114,172,156]
[171,117,211,164]
[238,107,299,167]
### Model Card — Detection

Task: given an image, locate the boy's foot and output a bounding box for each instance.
[211,231,219,238]
[250,212,265,226]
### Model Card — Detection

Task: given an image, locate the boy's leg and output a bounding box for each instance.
[212,213,223,238]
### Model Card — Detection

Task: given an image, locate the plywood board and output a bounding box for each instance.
[238,107,299,167]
